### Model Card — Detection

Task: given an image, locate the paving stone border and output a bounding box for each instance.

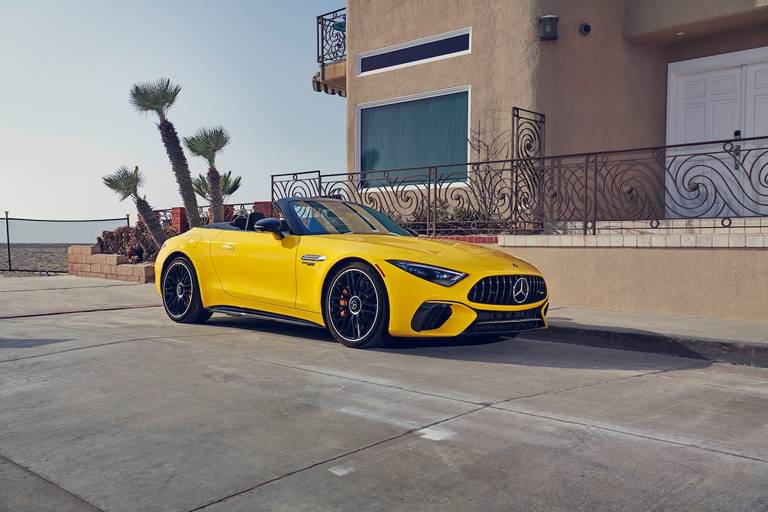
[67,245,154,283]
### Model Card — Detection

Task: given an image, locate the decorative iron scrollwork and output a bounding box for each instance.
[317,8,346,65]
[272,134,768,236]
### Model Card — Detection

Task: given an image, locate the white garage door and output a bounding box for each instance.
[667,46,768,217]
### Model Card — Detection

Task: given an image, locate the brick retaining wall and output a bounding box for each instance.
[68,245,154,283]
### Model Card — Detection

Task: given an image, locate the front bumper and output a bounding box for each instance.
[404,300,548,337]
[382,265,549,338]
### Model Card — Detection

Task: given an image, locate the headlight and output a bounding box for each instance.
[387,260,467,287]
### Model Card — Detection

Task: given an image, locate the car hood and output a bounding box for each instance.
[319,234,540,275]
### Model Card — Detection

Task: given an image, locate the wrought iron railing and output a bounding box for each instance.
[154,203,271,229]
[271,136,768,236]
[317,8,346,65]
[513,108,545,160]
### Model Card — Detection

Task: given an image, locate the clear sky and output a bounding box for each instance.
[0,0,346,220]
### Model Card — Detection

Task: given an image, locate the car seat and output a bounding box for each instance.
[231,215,247,230]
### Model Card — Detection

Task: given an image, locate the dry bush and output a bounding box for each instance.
[97,222,177,262]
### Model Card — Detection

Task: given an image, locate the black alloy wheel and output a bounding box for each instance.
[325,262,388,348]
[161,257,211,324]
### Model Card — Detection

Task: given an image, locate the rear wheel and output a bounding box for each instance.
[161,257,211,324]
[325,262,388,348]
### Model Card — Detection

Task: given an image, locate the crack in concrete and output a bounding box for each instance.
[0,283,144,293]
[0,332,237,364]
[489,362,708,406]
[237,356,484,406]
[181,360,749,511]
[0,304,161,320]
[491,406,768,465]
[185,404,487,511]
[0,452,104,512]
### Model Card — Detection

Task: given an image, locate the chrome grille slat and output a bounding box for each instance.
[467,275,547,306]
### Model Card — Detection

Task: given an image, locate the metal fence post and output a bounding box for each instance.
[4,211,10,271]
[592,153,598,235]
[125,213,130,227]
[583,156,589,235]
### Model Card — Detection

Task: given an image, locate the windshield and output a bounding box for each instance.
[290,199,411,236]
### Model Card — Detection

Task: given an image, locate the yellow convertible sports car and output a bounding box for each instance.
[155,197,548,348]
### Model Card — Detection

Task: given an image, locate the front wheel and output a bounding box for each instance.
[325,262,389,348]
[161,257,211,324]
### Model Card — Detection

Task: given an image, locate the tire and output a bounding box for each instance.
[161,257,212,324]
[324,262,389,348]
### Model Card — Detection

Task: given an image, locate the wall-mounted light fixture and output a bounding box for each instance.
[539,15,559,41]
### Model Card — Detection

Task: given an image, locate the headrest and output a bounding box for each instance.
[231,215,247,230]
[245,211,266,231]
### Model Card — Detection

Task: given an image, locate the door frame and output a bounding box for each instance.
[666,45,768,145]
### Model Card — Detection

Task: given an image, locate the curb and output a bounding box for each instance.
[526,323,768,368]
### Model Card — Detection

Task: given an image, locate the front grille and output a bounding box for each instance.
[463,306,545,335]
[467,275,546,306]
[467,320,544,334]
[474,309,541,322]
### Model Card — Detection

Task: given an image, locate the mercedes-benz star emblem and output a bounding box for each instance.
[512,277,530,304]
[348,296,362,315]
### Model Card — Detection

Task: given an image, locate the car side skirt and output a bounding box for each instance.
[208,306,324,329]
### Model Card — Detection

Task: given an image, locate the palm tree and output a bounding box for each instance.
[193,171,242,203]
[103,166,167,249]
[129,78,201,228]
[184,127,230,223]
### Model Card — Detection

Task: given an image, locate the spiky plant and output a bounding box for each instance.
[103,166,167,249]
[130,78,201,227]
[193,171,242,202]
[184,126,230,223]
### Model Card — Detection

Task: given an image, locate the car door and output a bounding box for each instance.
[209,230,299,308]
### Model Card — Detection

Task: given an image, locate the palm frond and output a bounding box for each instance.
[220,171,242,198]
[129,78,182,120]
[192,174,211,201]
[192,171,242,201]
[183,126,231,167]
[103,165,144,201]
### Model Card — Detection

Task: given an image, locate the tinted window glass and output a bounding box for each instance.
[360,91,468,186]
[291,200,411,236]
[361,33,469,73]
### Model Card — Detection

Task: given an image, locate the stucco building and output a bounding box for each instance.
[314,0,768,167]
[298,1,768,321]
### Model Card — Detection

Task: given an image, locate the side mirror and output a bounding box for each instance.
[406,228,420,237]
[255,218,284,239]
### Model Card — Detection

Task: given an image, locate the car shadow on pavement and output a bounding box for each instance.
[0,338,73,349]
[204,316,709,372]
[206,316,334,342]
[207,316,501,348]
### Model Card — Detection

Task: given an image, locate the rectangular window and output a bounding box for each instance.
[359,90,469,186]
[358,28,471,76]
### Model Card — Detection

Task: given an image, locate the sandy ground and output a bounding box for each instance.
[0,244,69,275]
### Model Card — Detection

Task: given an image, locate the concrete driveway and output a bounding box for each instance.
[1,276,767,511]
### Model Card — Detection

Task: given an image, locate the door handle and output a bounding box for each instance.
[221,244,235,251]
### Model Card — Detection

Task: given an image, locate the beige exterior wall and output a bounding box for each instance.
[537,0,668,154]
[498,246,768,321]
[345,0,541,171]
[344,0,768,168]
[625,0,768,41]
